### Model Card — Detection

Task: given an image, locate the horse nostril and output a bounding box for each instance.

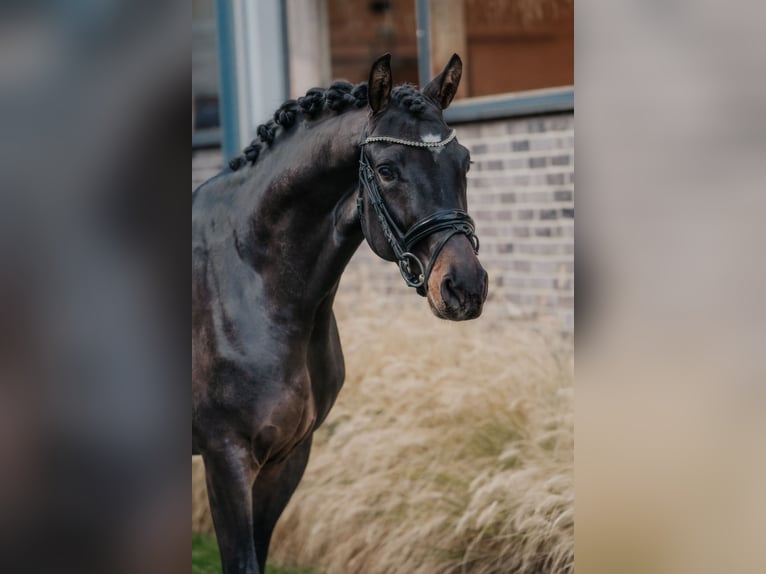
[440,276,464,308]
[482,269,489,300]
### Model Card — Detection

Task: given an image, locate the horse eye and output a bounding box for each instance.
[377,165,394,179]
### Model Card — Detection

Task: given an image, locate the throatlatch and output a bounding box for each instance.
[357,127,480,297]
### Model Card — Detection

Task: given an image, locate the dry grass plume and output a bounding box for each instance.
[193,271,573,573]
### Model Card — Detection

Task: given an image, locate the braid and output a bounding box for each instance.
[297,87,325,117]
[244,142,261,163]
[391,85,429,116]
[229,80,433,172]
[325,81,357,112]
[256,121,277,146]
[274,100,300,127]
[351,83,368,108]
[229,156,247,171]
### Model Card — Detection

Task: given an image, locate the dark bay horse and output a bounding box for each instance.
[192,53,488,574]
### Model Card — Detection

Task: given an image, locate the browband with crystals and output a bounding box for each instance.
[360,129,457,148]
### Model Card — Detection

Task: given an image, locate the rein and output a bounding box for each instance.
[357,127,480,297]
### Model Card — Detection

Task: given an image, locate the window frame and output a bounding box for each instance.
[192,0,574,150]
[414,0,573,124]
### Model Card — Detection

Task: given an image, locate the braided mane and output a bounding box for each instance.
[228,82,431,171]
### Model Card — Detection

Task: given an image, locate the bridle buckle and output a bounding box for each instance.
[399,252,425,288]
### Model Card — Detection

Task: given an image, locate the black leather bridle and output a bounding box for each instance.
[357,126,480,297]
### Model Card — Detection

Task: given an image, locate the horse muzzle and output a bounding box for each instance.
[426,235,488,321]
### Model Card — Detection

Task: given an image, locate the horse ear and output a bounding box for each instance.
[423,53,462,110]
[368,53,392,114]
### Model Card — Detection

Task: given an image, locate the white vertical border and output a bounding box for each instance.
[229,0,287,151]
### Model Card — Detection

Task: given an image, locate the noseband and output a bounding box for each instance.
[357,127,480,297]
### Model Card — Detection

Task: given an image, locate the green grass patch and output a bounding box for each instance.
[192,534,223,574]
[192,534,314,574]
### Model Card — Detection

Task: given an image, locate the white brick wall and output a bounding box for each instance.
[192,112,575,331]
[458,114,574,331]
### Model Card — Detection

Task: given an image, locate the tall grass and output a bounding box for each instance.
[193,273,573,573]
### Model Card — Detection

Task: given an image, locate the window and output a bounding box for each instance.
[195,0,574,151]
[324,0,573,99]
[327,0,419,86]
[192,0,221,145]
[462,0,573,95]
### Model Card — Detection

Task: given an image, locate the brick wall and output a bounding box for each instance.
[458,113,574,330]
[192,112,574,330]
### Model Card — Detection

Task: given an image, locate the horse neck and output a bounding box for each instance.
[244,108,367,317]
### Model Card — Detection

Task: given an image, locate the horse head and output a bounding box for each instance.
[358,53,488,321]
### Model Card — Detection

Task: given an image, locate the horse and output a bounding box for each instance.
[192,53,488,574]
